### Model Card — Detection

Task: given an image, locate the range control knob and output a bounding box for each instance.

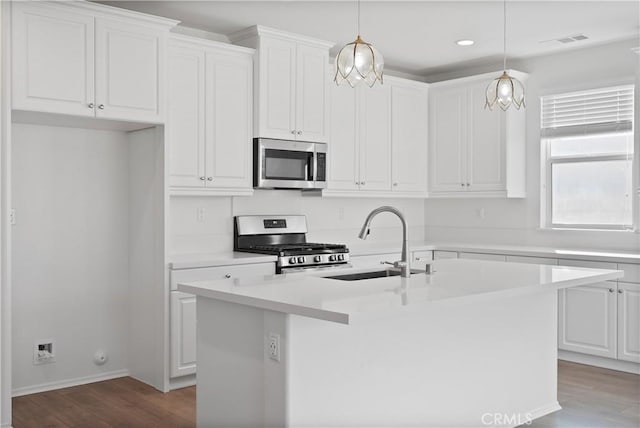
[297,256,305,263]
[338,254,345,261]
[314,255,322,263]
[328,255,337,262]
[289,257,297,264]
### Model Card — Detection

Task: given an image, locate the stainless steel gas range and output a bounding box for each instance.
[234,215,350,274]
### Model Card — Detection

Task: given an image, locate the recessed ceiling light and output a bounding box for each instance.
[456,39,475,46]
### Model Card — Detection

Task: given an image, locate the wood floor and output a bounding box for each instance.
[12,360,639,428]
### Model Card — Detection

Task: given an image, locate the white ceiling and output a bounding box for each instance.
[96,1,640,76]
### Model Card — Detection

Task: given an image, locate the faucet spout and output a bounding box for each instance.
[358,206,411,278]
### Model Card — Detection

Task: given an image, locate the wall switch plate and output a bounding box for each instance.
[268,333,280,362]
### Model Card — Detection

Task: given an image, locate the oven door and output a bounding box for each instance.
[254,139,324,189]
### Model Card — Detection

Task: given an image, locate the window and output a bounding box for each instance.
[541,85,635,230]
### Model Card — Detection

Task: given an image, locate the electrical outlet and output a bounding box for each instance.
[9,209,16,225]
[33,340,55,365]
[268,333,280,362]
[196,207,206,222]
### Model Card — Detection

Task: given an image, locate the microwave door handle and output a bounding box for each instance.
[311,152,317,182]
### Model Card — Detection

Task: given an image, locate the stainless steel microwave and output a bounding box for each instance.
[253,138,327,190]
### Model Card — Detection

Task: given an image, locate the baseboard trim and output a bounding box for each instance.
[529,401,562,421]
[559,351,640,375]
[12,369,130,397]
[169,374,196,391]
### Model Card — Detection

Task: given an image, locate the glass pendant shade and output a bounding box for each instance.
[485,71,525,111]
[335,35,384,87]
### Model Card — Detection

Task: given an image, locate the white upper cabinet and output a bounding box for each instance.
[326,76,429,197]
[428,70,527,198]
[12,1,177,123]
[390,80,429,194]
[12,2,95,116]
[230,26,333,143]
[94,18,165,122]
[168,35,254,195]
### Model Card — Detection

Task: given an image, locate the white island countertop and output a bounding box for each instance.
[178,259,623,325]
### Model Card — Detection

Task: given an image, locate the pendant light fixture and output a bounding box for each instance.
[334,0,384,87]
[485,0,525,110]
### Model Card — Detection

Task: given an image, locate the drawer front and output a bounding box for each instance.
[433,250,458,260]
[505,255,558,266]
[458,252,506,262]
[170,262,274,291]
[413,250,433,262]
[618,263,640,284]
[350,253,401,269]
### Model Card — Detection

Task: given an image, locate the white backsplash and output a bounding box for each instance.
[169,191,426,255]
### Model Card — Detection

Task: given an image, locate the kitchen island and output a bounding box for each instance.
[179,259,623,428]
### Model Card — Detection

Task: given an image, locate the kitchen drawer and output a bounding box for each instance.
[558,259,617,283]
[458,252,506,262]
[413,250,433,262]
[350,253,401,269]
[505,255,558,266]
[170,262,274,291]
[618,263,640,284]
[433,250,458,260]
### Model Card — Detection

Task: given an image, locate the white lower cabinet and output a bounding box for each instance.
[169,262,275,378]
[170,291,197,378]
[558,282,618,358]
[617,282,640,363]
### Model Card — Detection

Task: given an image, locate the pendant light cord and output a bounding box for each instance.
[503,0,507,71]
[357,0,361,36]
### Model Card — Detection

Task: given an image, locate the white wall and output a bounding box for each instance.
[11,124,130,393]
[169,192,425,255]
[424,38,640,252]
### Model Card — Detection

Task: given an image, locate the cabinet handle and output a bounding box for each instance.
[297,131,302,135]
[199,176,206,180]
[88,103,94,109]
[618,289,623,294]
[291,130,296,134]
[207,177,213,181]
[361,181,366,185]
[609,288,615,293]
[466,183,470,187]
[461,183,464,187]
[225,274,231,279]
[393,183,398,186]
[355,181,360,185]
[98,104,105,110]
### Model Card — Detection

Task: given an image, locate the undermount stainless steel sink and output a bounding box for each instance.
[326,269,422,281]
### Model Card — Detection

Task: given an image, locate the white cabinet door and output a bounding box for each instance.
[391,83,428,193]
[359,84,391,191]
[295,43,328,142]
[95,18,164,122]
[205,50,253,189]
[327,82,359,190]
[467,82,505,192]
[168,45,206,188]
[558,282,617,358]
[12,2,95,116]
[170,291,197,378]
[617,282,640,363]
[433,250,458,260]
[258,36,296,140]
[429,87,467,192]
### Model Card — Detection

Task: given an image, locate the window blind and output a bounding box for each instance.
[541,85,634,138]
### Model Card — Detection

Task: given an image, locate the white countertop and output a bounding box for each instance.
[348,241,639,264]
[168,241,638,270]
[178,259,623,325]
[169,252,277,270]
